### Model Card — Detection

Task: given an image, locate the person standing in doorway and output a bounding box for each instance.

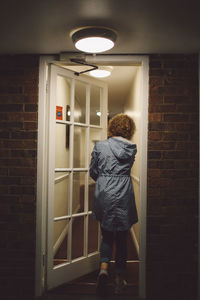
[89,113,138,295]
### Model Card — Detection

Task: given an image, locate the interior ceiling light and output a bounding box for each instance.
[71,27,117,53]
[90,66,113,78]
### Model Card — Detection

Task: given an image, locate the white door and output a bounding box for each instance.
[46,64,108,290]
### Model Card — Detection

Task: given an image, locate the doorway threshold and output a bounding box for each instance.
[46,261,139,297]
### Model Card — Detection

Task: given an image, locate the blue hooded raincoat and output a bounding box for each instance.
[89,136,138,232]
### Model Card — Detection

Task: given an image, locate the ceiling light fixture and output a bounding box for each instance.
[90,66,113,78]
[71,27,117,53]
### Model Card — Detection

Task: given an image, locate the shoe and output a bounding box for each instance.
[114,278,127,295]
[96,269,108,295]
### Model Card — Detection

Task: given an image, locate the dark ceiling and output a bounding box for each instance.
[0,0,200,55]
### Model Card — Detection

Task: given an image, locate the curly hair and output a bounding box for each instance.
[107,113,136,140]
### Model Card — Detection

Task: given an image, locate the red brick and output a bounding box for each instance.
[149,122,176,131]
[148,141,176,150]
[149,61,162,68]
[163,60,193,69]
[164,95,189,104]
[0,185,9,194]
[11,131,37,139]
[0,104,23,112]
[0,55,39,68]
[24,112,38,121]
[20,177,36,185]
[148,151,162,159]
[164,77,190,86]
[149,77,164,86]
[24,104,38,112]
[0,168,8,175]
[0,121,23,130]
[149,104,176,113]
[149,177,172,188]
[9,186,36,195]
[148,169,161,177]
[11,149,37,158]
[149,95,164,104]
[163,150,189,159]
[147,187,161,197]
[23,82,38,94]
[0,94,38,104]
[175,123,196,131]
[0,112,24,122]
[0,158,36,167]
[0,86,23,94]
[23,122,37,130]
[189,113,199,122]
[148,160,175,169]
[163,113,189,122]
[175,141,197,150]
[0,140,37,149]
[149,113,162,122]
[148,131,162,140]
[0,131,10,138]
[149,69,164,76]
[148,54,198,299]
[176,104,197,113]
[21,194,36,203]
[9,168,36,176]
[163,132,189,141]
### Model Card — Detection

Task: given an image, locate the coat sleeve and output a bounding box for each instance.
[89,144,99,181]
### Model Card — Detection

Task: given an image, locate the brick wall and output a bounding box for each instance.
[0,54,198,300]
[147,54,199,300]
[0,55,39,300]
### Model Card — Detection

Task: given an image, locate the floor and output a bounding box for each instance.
[43,295,141,300]
[43,261,139,300]
[45,200,139,300]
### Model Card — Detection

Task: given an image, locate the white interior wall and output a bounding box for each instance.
[54,69,142,251]
[124,66,142,249]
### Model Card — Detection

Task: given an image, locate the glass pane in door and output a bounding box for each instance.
[89,128,103,157]
[72,172,86,213]
[74,81,86,124]
[55,123,71,168]
[90,85,101,126]
[53,219,69,266]
[88,214,99,254]
[47,64,107,289]
[74,126,87,168]
[54,172,70,218]
[56,76,71,122]
[72,216,84,260]
[88,177,95,211]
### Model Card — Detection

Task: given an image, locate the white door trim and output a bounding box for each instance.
[35,55,56,297]
[198,52,200,300]
[35,55,149,299]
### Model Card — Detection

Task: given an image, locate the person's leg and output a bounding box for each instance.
[99,227,114,270]
[96,228,114,294]
[115,230,128,277]
[114,230,128,294]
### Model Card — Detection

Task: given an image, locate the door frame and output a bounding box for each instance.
[198,51,200,300]
[35,54,149,299]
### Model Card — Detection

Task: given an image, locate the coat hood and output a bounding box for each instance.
[108,137,137,161]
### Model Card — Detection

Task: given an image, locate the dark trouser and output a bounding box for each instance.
[100,227,128,276]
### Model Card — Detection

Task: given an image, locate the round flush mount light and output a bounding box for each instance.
[90,66,113,78]
[71,27,117,53]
